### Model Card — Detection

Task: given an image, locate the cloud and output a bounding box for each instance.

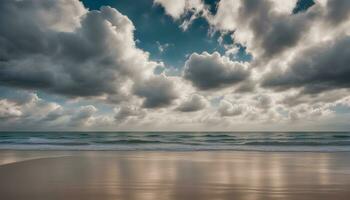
[154,0,208,30]
[133,75,179,108]
[262,35,350,94]
[69,105,97,127]
[0,0,157,103]
[154,0,187,19]
[210,0,316,60]
[114,105,145,122]
[0,91,120,130]
[0,100,22,119]
[154,0,204,19]
[287,103,334,121]
[155,0,315,60]
[0,91,68,129]
[280,89,350,107]
[1,0,350,130]
[254,94,273,110]
[218,100,244,117]
[176,94,208,112]
[183,52,250,90]
[156,41,171,53]
[325,0,350,25]
[217,93,277,121]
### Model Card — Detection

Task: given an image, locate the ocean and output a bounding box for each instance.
[0,132,350,152]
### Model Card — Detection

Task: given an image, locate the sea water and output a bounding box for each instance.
[0,132,350,151]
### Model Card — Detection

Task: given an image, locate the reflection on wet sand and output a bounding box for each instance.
[1,151,350,200]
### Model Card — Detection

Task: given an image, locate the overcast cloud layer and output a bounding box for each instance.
[0,0,350,131]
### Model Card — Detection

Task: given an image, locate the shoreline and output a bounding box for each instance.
[1,148,350,152]
[1,150,350,199]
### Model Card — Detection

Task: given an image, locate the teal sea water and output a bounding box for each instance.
[0,132,350,151]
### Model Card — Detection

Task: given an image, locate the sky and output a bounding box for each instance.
[0,0,350,131]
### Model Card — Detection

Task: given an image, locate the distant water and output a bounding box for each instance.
[0,132,350,152]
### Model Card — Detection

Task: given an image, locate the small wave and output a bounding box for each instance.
[95,139,163,144]
[146,134,161,137]
[332,135,350,139]
[243,141,350,146]
[204,138,236,142]
[16,142,89,146]
[28,137,57,143]
[0,141,16,144]
[11,137,90,146]
[204,134,232,138]
[177,135,194,138]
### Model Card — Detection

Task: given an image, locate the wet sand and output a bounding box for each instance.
[1,151,350,200]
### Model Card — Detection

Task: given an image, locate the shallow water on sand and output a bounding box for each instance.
[1,151,350,200]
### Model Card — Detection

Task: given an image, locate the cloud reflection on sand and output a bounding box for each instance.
[0,151,350,200]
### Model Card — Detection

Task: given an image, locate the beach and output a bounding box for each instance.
[1,0,350,199]
[1,150,350,200]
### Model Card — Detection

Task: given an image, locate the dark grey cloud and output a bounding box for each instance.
[184,52,250,90]
[114,105,145,122]
[42,108,65,122]
[0,0,156,101]
[259,15,311,58]
[133,76,179,108]
[325,0,350,25]
[0,0,85,61]
[176,94,207,112]
[262,35,350,94]
[237,0,315,59]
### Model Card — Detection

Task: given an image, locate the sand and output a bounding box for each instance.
[1,150,350,200]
